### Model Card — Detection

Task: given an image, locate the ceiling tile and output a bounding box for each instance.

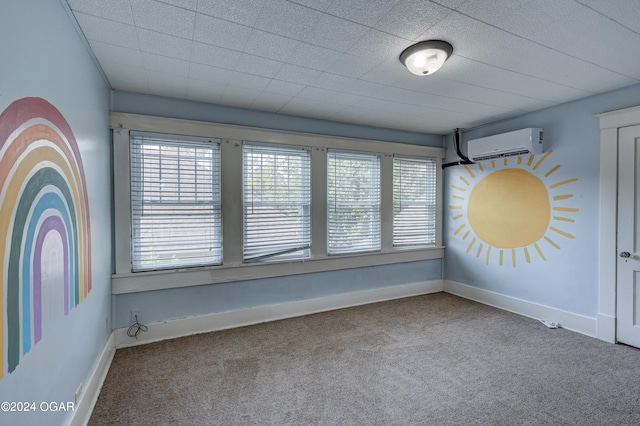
[235,54,284,78]
[304,14,369,52]
[421,11,637,92]
[186,78,225,103]
[441,55,593,103]
[329,53,379,78]
[264,80,305,96]
[421,78,552,111]
[243,29,301,62]
[191,42,241,69]
[429,0,467,9]
[359,57,419,88]
[188,63,234,84]
[278,97,321,116]
[99,60,148,90]
[74,12,139,49]
[310,72,357,92]
[193,13,252,51]
[275,64,322,85]
[297,86,339,103]
[227,72,271,91]
[348,29,408,64]
[374,0,452,40]
[67,0,134,24]
[219,86,261,107]
[287,0,333,12]
[457,0,640,78]
[196,0,266,27]
[69,0,640,134]
[342,79,389,99]
[580,0,640,34]
[160,0,198,10]
[322,92,369,107]
[286,43,343,72]
[142,52,190,76]
[254,0,323,40]
[137,29,192,61]
[131,0,195,39]
[326,0,401,27]
[147,71,188,98]
[88,40,144,68]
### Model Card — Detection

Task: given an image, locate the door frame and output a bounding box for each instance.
[597,105,640,343]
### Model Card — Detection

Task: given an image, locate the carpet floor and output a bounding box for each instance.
[89,293,640,425]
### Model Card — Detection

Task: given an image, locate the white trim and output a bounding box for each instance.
[110,112,445,158]
[597,314,616,343]
[443,280,597,337]
[112,244,444,295]
[597,105,640,343]
[597,105,640,130]
[114,280,443,347]
[68,333,116,426]
[112,128,132,274]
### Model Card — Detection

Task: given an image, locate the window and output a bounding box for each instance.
[327,151,381,254]
[393,157,437,247]
[130,132,221,271]
[243,143,311,262]
[112,113,444,292]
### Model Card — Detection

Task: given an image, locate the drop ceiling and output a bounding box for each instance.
[66,0,640,134]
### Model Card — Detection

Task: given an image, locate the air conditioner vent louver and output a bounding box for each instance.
[471,149,531,162]
[467,128,544,162]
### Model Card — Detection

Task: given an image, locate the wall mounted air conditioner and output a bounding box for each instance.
[467,128,544,162]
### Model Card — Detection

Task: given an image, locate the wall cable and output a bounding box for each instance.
[127,315,148,339]
[443,128,474,169]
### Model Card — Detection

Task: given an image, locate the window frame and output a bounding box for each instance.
[392,155,438,248]
[242,141,312,263]
[111,113,444,294]
[327,150,382,255]
[129,131,222,271]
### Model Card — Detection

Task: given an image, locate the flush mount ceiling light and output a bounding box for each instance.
[399,40,453,76]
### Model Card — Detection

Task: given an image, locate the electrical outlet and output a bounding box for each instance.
[75,384,83,405]
[131,310,140,323]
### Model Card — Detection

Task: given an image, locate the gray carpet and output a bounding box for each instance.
[89,293,640,425]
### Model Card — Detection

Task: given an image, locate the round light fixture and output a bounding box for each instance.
[399,40,453,76]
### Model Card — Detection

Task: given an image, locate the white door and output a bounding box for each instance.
[617,124,640,347]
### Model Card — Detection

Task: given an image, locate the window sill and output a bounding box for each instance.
[111,247,444,294]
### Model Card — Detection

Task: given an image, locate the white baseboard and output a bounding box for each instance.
[443,280,597,337]
[596,313,616,343]
[115,280,443,348]
[69,332,115,426]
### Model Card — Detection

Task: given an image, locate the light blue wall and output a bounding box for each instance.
[114,260,442,328]
[112,91,444,147]
[444,83,640,318]
[0,1,111,425]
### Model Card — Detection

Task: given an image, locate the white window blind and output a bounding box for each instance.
[393,157,437,247]
[243,143,311,262]
[327,150,381,254]
[130,132,221,271]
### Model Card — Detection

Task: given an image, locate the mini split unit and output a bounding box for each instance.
[467,128,544,162]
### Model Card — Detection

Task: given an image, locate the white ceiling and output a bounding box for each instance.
[66,0,640,134]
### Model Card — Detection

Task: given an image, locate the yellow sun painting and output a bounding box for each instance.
[448,150,579,267]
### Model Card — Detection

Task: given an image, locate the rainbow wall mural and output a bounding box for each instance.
[0,97,92,379]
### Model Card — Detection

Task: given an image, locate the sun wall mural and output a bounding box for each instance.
[0,97,91,378]
[449,150,578,267]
